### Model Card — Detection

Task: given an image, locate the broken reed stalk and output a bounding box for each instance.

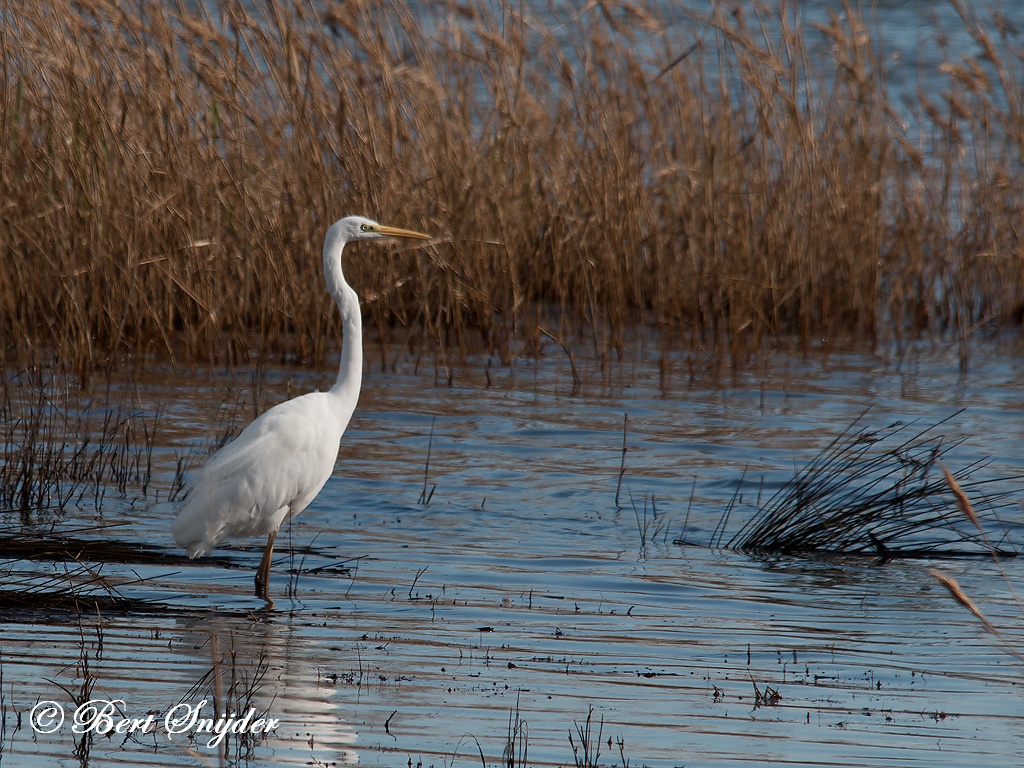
[629,491,668,550]
[615,413,628,507]
[418,417,436,506]
[675,478,698,546]
[929,467,1024,661]
[928,568,1024,663]
[503,695,529,768]
[942,465,983,532]
[3,0,1024,374]
[569,705,603,768]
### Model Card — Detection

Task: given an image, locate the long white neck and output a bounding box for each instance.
[322,228,362,405]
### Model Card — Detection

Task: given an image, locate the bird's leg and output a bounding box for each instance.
[255,530,277,602]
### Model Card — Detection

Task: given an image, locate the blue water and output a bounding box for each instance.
[2,342,1023,767]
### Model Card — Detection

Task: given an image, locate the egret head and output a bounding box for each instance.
[333,215,431,244]
[323,216,430,292]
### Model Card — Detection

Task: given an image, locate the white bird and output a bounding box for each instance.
[171,215,431,603]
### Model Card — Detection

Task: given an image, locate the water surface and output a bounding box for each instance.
[2,344,1023,767]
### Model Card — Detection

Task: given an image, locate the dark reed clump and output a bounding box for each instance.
[726,414,1020,556]
[0,530,222,565]
[3,0,1024,373]
[0,561,166,616]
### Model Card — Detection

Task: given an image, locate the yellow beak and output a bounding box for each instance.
[377,224,431,240]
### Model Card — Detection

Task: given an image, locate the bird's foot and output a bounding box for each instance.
[254,574,271,604]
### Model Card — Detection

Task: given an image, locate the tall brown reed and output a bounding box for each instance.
[2,0,1023,374]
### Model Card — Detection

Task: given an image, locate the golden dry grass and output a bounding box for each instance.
[2,0,1024,374]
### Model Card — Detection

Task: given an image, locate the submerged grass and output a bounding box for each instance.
[3,0,1024,374]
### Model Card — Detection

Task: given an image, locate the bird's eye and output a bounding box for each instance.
[360,224,374,232]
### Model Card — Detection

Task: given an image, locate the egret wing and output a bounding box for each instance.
[171,394,343,557]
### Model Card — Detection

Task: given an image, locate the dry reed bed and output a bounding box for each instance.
[2,0,1024,374]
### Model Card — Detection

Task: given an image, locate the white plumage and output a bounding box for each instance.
[171,393,349,556]
[171,215,430,602]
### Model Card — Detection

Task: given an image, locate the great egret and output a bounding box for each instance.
[171,216,431,603]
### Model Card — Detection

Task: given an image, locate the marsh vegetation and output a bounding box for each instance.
[4,0,1024,375]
